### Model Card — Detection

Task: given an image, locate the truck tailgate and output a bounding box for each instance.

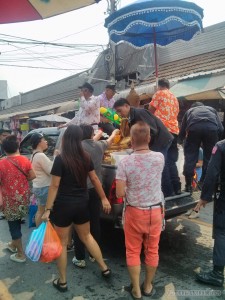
[165,191,200,219]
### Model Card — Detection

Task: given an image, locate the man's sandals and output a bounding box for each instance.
[53,279,68,292]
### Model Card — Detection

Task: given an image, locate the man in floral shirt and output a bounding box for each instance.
[59,82,100,129]
[149,78,181,197]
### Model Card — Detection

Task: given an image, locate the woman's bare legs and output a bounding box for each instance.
[127,265,142,298]
[12,238,25,259]
[54,225,71,284]
[35,206,45,227]
[143,265,157,294]
[67,225,73,249]
[74,222,108,272]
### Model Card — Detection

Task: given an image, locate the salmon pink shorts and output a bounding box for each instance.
[124,206,162,267]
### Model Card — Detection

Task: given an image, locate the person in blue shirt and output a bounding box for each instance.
[195,140,225,287]
[179,102,223,193]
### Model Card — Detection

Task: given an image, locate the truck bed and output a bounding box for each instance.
[101,163,200,228]
[165,191,200,219]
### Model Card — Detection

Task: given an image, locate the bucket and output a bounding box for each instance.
[110,151,129,166]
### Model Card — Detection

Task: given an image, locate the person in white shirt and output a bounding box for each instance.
[30,133,53,226]
[58,82,100,129]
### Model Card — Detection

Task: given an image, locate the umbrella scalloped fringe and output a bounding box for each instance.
[109,17,202,38]
[109,29,201,50]
[106,7,203,28]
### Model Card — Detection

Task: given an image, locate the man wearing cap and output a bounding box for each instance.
[58,82,100,129]
[98,84,117,135]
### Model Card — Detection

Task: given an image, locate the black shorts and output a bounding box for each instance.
[50,199,90,227]
[8,220,22,240]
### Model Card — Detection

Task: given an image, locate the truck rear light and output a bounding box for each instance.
[108,179,124,205]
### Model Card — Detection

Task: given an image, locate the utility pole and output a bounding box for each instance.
[110,0,117,13]
[108,0,118,84]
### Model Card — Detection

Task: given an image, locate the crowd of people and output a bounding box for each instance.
[0,78,225,296]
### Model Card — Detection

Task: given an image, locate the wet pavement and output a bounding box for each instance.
[0,202,224,300]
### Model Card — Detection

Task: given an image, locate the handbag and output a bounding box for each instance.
[25,222,47,262]
[39,222,62,263]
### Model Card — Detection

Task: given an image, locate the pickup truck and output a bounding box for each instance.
[20,127,200,228]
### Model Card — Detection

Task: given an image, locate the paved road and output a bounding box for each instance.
[0,203,224,300]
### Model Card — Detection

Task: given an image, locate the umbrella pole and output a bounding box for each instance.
[153,27,158,88]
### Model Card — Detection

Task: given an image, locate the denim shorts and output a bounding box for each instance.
[32,186,49,206]
[8,220,22,240]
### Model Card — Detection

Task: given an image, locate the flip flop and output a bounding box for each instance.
[141,283,156,297]
[124,284,143,300]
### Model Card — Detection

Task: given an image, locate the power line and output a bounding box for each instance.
[51,22,104,41]
[8,43,68,71]
[0,39,103,70]
[0,63,88,71]
[0,36,106,49]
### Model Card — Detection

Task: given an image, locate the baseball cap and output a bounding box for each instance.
[78,82,94,93]
[30,133,44,149]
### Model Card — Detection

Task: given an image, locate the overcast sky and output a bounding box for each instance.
[0,0,224,97]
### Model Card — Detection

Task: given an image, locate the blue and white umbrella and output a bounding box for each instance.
[105,0,204,82]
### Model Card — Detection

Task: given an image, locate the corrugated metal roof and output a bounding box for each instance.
[148,49,225,83]
[0,90,79,118]
[0,100,74,121]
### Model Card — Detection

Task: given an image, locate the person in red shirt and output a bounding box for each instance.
[149,78,181,197]
[0,135,36,262]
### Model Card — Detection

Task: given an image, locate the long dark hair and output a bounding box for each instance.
[61,125,90,188]
[80,124,94,140]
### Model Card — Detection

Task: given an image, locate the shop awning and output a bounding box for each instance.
[0,100,74,121]
[55,100,78,115]
[170,73,225,100]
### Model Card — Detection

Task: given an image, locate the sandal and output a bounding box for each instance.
[101,268,112,278]
[7,242,17,253]
[125,284,143,300]
[10,253,26,263]
[53,279,68,292]
[141,282,156,297]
